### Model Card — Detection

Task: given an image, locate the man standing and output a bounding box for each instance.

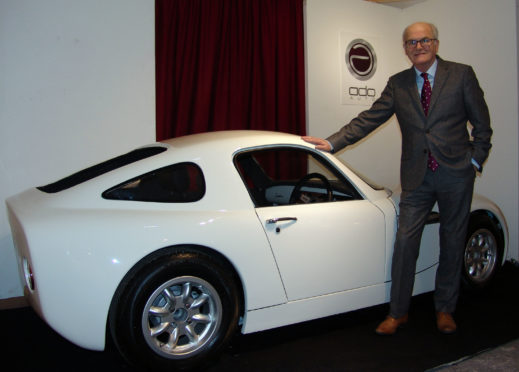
[303,22,492,335]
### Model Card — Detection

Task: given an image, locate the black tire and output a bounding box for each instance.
[109,247,241,371]
[462,213,503,290]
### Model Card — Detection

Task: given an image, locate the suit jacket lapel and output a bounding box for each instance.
[428,56,448,118]
[404,67,424,118]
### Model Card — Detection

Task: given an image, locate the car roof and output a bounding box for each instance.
[160,130,305,153]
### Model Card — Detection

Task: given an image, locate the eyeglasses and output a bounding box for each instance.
[404,38,437,48]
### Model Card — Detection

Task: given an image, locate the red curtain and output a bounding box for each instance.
[155,0,306,141]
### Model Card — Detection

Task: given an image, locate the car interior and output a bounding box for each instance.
[234,147,362,207]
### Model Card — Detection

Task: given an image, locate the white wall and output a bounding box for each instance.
[403,1,519,258]
[306,0,518,261]
[306,0,406,190]
[0,0,156,299]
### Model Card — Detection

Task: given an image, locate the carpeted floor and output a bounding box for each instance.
[2,262,519,371]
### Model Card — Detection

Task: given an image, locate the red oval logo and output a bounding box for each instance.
[346,39,377,81]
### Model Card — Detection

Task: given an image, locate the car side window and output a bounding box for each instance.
[234,147,361,207]
[38,146,167,193]
[103,162,205,203]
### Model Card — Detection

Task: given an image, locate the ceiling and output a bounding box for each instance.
[364,0,427,9]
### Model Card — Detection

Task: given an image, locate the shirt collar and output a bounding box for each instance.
[414,58,438,79]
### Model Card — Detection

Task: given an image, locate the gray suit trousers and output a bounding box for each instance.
[389,166,475,318]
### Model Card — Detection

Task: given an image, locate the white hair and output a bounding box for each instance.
[402,22,439,42]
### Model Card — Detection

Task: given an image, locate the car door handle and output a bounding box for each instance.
[266,217,298,224]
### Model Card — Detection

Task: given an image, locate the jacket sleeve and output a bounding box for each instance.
[464,66,492,171]
[326,78,396,153]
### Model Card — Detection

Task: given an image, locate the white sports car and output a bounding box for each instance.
[6,130,508,370]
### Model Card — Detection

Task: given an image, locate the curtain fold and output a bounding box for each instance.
[155,0,306,140]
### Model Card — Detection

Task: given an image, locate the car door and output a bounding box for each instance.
[235,147,386,301]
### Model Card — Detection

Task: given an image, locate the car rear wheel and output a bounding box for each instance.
[109,247,241,371]
[462,214,503,290]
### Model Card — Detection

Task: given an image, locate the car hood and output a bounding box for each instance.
[388,186,501,218]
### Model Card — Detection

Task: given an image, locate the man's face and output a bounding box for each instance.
[404,23,439,72]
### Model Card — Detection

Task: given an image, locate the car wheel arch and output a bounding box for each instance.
[108,243,245,317]
[469,209,506,256]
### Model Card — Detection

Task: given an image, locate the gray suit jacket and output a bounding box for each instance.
[327,57,492,191]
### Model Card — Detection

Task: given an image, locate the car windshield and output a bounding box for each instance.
[335,157,386,191]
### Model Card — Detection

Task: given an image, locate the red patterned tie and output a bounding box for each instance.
[421,72,438,171]
[421,72,432,116]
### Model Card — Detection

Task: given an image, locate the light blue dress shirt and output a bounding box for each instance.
[415,59,438,94]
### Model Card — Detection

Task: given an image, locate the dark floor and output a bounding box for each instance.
[2,262,519,372]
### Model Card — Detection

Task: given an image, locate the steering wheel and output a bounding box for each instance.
[289,172,333,204]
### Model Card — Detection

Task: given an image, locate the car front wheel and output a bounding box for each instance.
[462,214,503,290]
[109,247,241,371]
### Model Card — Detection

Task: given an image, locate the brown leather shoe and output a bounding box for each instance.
[437,312,457,334]
[375,314,408,335]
